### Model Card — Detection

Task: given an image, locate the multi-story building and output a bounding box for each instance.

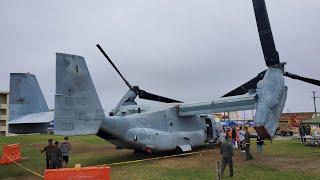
[0,91,9,136]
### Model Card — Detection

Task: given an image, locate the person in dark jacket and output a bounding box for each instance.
[244,127,253,160]
[41,139,54,169]
[256,135,264,153]
[299,124,306,143]
[220,136,234,177]
[49,141,62,169]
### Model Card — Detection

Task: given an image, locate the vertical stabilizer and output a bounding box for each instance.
[9,73,49,120]
[54,53,104,136]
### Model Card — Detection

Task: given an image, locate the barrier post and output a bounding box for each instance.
[216,160,221,180]
[0,144,22,165]
[44,166,110,180]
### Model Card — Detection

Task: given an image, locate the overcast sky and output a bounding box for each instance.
[0,0,319,113]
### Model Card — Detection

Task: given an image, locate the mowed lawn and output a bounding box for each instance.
[0,135,320,180]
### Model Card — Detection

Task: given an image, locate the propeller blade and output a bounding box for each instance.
[252,0,280,67]
[97,44,182,103]
[96,44,133,89]
[222,70,266,97]
[138,89,182,103]
[284,72,320,86]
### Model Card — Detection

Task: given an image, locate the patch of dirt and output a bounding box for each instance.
[4,176,42,180]
[149,146,320,176]
[248,153,320,176]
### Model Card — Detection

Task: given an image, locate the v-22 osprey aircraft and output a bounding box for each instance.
[53,0,320,153]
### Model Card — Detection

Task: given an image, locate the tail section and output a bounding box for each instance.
[54,53,105,136]
[9,73,49,121]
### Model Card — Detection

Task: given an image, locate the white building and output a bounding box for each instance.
[0,91,9,136]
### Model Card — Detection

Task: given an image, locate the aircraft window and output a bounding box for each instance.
[75,65,79,73]
[170,122,173,127]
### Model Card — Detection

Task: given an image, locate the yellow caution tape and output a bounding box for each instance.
[5,150,208,178]
[97,150,207,167]
[6,156,44,178]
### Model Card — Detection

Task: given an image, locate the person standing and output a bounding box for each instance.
[218,129,225,144]
[244,127,253,160]
[59,137,72,167]
[232,127,237,149]
[299,124,306,143]
[256,135,264,153]
[49,141,62,169]
[41,139,54,169]
[238,126,245,152]
[220,136,234,177]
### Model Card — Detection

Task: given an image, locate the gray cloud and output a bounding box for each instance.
[0,0,319,113]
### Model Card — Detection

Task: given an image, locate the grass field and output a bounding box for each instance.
[0,135,320,180]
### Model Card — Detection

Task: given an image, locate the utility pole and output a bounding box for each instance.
[312,91,319,118]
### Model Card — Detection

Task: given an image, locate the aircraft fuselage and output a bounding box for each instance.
[98,106,219,152]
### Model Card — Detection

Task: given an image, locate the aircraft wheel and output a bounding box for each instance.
[134,149,143,154]
[176,146,183,155]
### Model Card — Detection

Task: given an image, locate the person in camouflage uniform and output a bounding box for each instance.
[220,135,234,177]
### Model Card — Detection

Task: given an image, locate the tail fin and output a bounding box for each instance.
[9,73,49,121]
[54,53,105,136]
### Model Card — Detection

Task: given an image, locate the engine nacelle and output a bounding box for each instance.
[254,67,287,139]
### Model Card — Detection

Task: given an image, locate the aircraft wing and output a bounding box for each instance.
[178,94,256,117]
[9,111,53,134]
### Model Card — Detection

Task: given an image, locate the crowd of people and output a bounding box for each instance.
[219,126,264,178]
[299,124,320,146]
[41,137,72,169]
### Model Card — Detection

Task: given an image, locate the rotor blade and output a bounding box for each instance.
[222,70,266,97]
[96,44,133,89]
[252,0,280,67]
[285,72,320,86]
[138,89,182,103]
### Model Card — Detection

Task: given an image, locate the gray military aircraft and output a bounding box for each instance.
[53,0,320,153]
[8,73,53,134]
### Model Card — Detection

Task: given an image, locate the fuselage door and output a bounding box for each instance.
[205,118,213,139]
[168,120,175,133]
